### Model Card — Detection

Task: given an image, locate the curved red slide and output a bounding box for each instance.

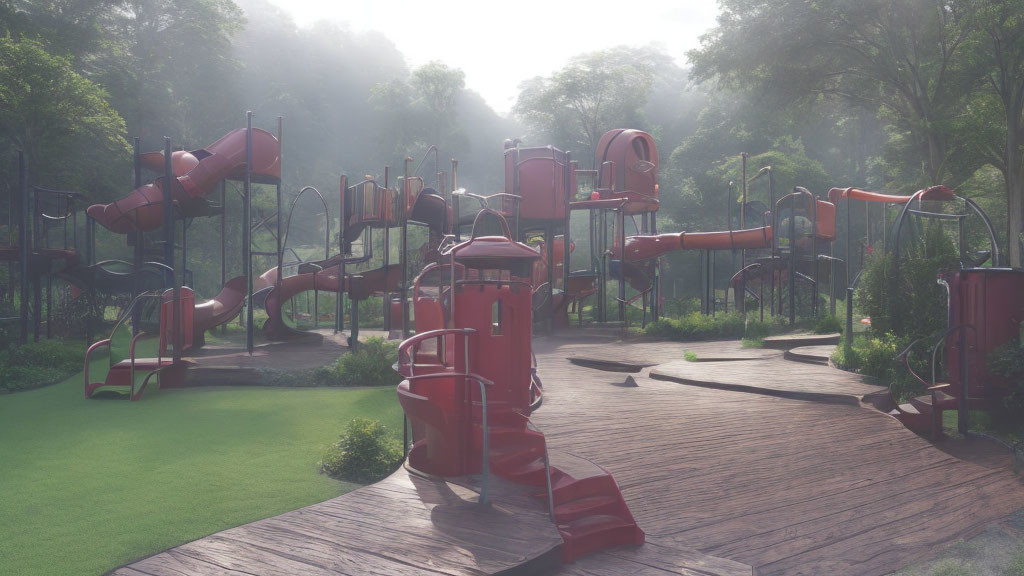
[191,275,248,345]
[88,128,281,234]
[827,185,953,205]
[262,264,402,340]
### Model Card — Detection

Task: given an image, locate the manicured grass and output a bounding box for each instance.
[0,371,403,576]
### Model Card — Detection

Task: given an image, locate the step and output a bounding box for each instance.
[498,457,550,486]
[552,472,620,503]
[889,404,930,432]
[558,514,644,563]
[909,389,958,411]
[554,494,623,524]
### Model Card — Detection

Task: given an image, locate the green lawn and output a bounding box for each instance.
[0,371,403,576]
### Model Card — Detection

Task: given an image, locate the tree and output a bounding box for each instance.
[690,0,980,190]
[0,37,130,192]
[410,61,466,150]
[514,47,657,162]
[963,0,1024,265]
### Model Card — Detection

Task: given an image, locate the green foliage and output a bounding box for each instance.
[320,418,402,484]
[514,46,661,159]
[683,350,698,362]
[988,339,1024,431]
[318,337,401,387]
[0,339,85,391]
[663,297,703,318]
[832,332,921,401]
[856,224,959,341]
[644,312,751,341]
[0,36,130,192]
[814,314,842,335]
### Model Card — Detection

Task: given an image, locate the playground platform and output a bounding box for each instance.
[111,335,1024,576]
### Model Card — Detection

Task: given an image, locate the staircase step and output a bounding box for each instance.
[910,389,958,411]
[552,472,620,503]
[554,494,622,523]
[558,514,644,563]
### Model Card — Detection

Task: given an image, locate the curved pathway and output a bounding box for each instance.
[112,335,1023,576]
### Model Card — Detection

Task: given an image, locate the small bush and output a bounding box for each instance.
[319,336,400,387]
[320,418,402,483]
[813,314,842,335]
[832,332,921,401]
[0,339,85,392]
[988,340,1024,431]
[643,312,765,342]
[662,297,702,317]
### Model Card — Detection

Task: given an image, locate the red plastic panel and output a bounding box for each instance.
[946,269,1024,399]
[454,283,534,413]
[160,287,195,355]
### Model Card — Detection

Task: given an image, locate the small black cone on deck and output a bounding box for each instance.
[623,376,639,387]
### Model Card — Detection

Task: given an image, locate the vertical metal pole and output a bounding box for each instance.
[845,287,854,359]
[402,158,411,338]
[18,151,28,344]
[337,175,346,333]
[32,181,39,341]
[739,154,748,316]
[711,250,717,318]
[245,112,254,355]
[563,153,572,321]
[383,167,391,334]
[276,117,283,326]
[163,137,182,362]
[599,210,607,322]
[788,193,796,326]
[220,180,227,334]
[617,209,625,324]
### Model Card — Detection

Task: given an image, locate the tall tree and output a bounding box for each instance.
[514,46,657,162]
[964,0,1024,265]
[411,61,466,151]
[0,37,130,192]
[690,0,979,190]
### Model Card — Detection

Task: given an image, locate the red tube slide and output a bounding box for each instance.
[262,264,402,340]
[622,226,773,262]
[88,128,281,234]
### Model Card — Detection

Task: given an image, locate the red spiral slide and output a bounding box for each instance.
[87,128,281,234]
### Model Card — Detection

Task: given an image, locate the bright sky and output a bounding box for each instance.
[265,0,721,115]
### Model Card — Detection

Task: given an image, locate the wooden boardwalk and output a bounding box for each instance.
[532,338,1024,576]
[113,469,563,576]
[112,335,1023,576]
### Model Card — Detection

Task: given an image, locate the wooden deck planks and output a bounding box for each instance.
[114,335,1022,576]
[529,337,1024,576]
[112,469,562,576]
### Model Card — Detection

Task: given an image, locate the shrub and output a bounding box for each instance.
[319,336,400,387]
[856,223,957,341]
[320,418,402,483]
[662,297,702,318]
[832,332,921,401]
[988,340,1024,431]
[643,312,751,341]
[0,339,85,392]
[813,314,842,335]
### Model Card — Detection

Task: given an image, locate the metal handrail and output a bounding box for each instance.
[129,331,147,399]
[83,338,112,397]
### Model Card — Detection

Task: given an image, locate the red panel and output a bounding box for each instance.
[815,200,836,241]
[946,269,1024,399]
[160,287,195,355]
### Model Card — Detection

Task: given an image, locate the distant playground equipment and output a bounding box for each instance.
[396,210,644,563]
[82,113,455,399]
[0,153,179,345]
[822,186,1006,438]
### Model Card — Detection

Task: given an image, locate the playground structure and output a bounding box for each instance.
[81,114,457,399]
[0,153,181,346]
[396,210,644,563]
[821,186,1009,439]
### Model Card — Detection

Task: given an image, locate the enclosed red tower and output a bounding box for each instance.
[594,129,659,214]
[944,268,1024,400]
[396,212,644,564]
